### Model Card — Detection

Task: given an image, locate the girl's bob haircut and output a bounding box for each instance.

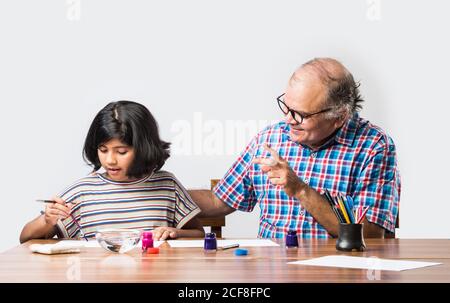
[83,101,170,178]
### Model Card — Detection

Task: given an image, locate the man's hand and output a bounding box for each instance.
[252,144,305,197]
[152,227,179,241]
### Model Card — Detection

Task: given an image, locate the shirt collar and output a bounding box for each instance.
[333,113,360,147]
[97,172,152,185]
[282,113,361,150]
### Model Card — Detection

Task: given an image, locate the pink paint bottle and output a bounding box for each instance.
[142,231,154,252]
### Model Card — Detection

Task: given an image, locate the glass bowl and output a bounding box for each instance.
[95,229,142,253]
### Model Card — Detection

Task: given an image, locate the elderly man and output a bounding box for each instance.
[190,58,400,238]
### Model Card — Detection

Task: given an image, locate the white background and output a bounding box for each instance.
[1,0,449,252]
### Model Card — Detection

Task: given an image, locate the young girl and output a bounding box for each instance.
[20,101,204,242]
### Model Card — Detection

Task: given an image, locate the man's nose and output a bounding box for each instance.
[284,111,298,125]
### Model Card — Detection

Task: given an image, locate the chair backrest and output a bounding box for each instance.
[385,213,399,239]
[197,179,226,238]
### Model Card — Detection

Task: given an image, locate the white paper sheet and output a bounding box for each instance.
[59,239,278,249]
[288,255,441,271]
[166,239,279,248]
[59,240,165,248]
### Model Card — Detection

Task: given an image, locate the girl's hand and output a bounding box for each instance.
[44,196,72,226]
[152,227,179,241]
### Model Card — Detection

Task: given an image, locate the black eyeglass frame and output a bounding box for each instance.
[276,93,334,124]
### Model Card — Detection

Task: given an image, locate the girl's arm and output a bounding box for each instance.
[19,197,72,243]
[152,217,205,240]
[20,215,58,243]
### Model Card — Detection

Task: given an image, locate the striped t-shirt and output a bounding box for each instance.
[55,170,200,239]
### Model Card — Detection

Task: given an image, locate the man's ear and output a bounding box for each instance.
[333,111,349,128]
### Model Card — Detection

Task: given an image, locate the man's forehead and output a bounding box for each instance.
[285,74,328,110]
[301,58,347,80]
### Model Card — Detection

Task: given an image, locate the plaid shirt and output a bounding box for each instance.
[214,114,401,238]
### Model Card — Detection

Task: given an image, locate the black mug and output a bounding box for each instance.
[336,223,366,252]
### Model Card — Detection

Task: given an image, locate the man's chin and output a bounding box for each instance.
[289,130,304,143]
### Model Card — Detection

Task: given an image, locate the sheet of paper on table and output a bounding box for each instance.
[58,239,278,249]
[59,240,165,248]
[166,239,279,248]
[288,255,441,271]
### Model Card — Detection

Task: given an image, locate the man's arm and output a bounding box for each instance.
[152,217,205,240]
[188,190,236,218]
[254,144,386,238]
[151,190,237,240]
[294,185,384,238]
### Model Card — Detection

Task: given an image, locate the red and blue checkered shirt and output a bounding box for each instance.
[213,114,401,239]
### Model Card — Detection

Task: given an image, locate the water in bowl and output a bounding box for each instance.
[96,229,141,254]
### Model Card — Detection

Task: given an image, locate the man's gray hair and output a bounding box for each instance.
[293,58,364,118]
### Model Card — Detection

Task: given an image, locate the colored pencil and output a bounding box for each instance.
[357,206,370,224]
[337,196,351,224]
[341,195,355,223]
[324,190,345,223]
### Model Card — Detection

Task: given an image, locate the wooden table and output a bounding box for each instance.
[1,239,449,283]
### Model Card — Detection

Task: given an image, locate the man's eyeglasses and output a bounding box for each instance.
[277,93,333,124]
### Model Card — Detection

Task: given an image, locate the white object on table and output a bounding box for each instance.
[29,241,85,255]
[59,240,165,248]
[288,255,442,271]
[166,239,279,248]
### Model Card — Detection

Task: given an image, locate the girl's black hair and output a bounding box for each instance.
[83,101,170,178]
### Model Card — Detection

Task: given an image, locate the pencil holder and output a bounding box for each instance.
[336,223,366,252]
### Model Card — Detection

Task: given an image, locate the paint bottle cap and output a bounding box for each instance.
[146,247,159,254]
[234,248,248,256]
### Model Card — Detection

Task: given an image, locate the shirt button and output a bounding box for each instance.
[304,178,309,184]
[311,152,317,158]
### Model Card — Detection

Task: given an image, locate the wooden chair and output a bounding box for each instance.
[197,179,226,238]
[385,213,399,239]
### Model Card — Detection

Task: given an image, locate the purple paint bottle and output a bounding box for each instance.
[286,230,299,249]
[204,232,217,253]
